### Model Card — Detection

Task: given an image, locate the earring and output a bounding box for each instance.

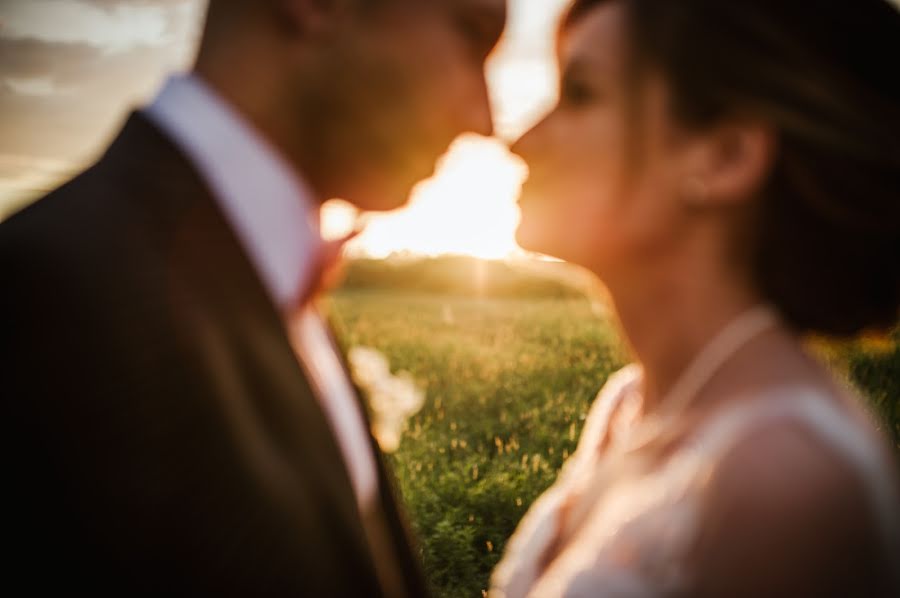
[682,176,710,206]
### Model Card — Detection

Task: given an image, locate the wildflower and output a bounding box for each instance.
[348,346,425,452]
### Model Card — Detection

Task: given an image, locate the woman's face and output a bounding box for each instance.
[512,2,691,281]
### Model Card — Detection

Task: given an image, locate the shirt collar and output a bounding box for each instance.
[144,73,322,313]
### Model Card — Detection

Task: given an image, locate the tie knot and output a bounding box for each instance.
[296,230,359,309]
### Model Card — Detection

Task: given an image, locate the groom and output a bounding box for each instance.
[0,0,504,595]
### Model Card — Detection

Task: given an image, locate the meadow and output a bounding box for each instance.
[327,260,899,597]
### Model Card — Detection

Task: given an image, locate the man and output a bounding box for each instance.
[0,0,505,595]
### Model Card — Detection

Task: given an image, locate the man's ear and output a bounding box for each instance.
[277,0,352,38]
[682,119,777,207]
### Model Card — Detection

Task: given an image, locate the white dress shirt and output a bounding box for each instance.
[144,74,379,512]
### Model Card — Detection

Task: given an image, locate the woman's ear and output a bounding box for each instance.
[680,120,777,208]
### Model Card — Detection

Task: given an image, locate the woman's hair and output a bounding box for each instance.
[565,0,900,337]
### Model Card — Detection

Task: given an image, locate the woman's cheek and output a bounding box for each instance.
[516,185,608,263]
[557,190,614,265]
[515,198,557,254]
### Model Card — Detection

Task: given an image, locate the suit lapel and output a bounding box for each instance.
[104,112,380,584]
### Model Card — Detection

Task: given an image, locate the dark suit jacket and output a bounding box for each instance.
[0,112,430,597]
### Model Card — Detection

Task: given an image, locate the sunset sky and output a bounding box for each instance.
[0,0,573,258]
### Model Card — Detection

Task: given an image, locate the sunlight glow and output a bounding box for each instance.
[324,135,528,259]
[322,0,573,259]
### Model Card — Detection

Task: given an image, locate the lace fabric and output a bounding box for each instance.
[489,365,900,598]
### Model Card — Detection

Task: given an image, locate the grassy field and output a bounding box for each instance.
[326,288,899,598]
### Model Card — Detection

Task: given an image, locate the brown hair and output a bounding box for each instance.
[565,0,900,337]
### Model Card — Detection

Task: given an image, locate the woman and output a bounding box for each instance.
[491,1,900,596]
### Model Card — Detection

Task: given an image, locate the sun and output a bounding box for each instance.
[322,135,527,260]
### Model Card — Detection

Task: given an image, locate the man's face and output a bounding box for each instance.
[296,0,506,211]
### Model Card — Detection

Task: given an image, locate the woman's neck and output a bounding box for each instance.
[610,261,763,415]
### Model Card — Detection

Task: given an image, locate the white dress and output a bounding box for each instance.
[490,364,900,598]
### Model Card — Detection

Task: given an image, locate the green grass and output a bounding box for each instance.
[325,289,898,598]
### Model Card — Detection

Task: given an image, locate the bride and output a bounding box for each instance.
[490,1,900,596]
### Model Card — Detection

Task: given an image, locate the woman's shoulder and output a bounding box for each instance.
[690,405,900,595]
[689,385,900,594]
[577,364,643,447]
[701,383,897,482]
[701,382,899,515]
[592,363,643,416]
[605,362,644,390]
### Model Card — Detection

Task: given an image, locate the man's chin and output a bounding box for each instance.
[358,166,437,212]
[342,152,442,211]
[347,186,414,213]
